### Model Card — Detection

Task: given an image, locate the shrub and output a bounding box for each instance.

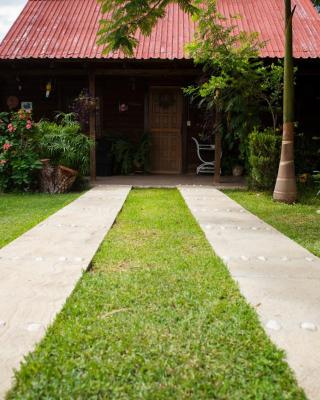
[37,113,93,176]
[111,137,134,175]
[0,111,42,192]
[111,133,151,175]
[248,128,281,190]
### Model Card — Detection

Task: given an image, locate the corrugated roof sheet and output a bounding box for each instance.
[0,0,319,60]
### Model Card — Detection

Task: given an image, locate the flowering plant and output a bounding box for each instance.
[0,110,42,191]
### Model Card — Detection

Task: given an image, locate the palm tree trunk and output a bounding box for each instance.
[273,0,297,203]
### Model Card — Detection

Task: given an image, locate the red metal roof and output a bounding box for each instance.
[0,0,320,60]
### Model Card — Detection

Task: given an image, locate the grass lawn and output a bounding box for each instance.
[7,189,305,399]
[225,189,320,258]
[0,193,81,248]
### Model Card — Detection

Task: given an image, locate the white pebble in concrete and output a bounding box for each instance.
[26,323,42,332]
[266,320,282,331]
[301,322,317,332]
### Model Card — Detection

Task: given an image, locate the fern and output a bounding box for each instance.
[38,113,93,176]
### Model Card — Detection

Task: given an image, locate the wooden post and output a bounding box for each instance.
[214,109,222,184]
[89,70,96,182]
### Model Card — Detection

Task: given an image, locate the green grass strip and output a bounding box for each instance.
[0,193,81,248]
[225,189,320,257]
[7,189,305,399]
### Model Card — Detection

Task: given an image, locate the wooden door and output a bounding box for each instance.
[149,87,183,174]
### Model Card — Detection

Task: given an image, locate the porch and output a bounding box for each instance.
[93,174,246,189]
[0,60,225,182]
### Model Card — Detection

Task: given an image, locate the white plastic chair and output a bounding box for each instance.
[192,137,215,174]
[313,170,320,196]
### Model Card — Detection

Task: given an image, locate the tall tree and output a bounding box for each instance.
[273,0,297,203]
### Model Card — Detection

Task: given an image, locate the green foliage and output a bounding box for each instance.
[7,189,305,399]
[0,111,42,192]
[111,137,134,174]
[133,133,151,171]
[97,0,198,55]
[38,113,93,176]
[184,1,284,164]
[248,129,281,190]
[258,63,284,132]
[112,133,151,174]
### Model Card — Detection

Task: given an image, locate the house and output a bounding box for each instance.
[0,0,320,180]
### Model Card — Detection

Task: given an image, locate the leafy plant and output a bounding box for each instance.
[97,0,197,55]
[0,110,42,192]
[112,133,151,175]
[111,138,134,175]
[133,133,151,172]
[248,128,281,190]
[38,113,93,176]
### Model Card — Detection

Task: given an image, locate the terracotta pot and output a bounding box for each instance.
[39,160,78,193]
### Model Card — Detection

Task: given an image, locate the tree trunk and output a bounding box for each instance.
[273,0,297,203]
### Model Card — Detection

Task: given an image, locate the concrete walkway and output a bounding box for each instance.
[180,187,320,400]
[0,185,131,398]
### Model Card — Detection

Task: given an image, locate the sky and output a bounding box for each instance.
[0,0,27,41]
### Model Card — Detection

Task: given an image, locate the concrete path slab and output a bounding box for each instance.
[0,185,131,398]
[180,187,320,400]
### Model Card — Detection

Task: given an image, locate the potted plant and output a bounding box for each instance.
[111,137,134,175]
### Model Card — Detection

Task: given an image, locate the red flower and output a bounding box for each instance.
[3,143,12,151]
[26,120,32,130]
[7,123,16,133]
[0,160,7,165]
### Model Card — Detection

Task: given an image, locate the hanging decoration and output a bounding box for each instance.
[46,81,52,98]
[119,102,128,112]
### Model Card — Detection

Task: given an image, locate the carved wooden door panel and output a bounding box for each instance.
[149,88,183,173]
